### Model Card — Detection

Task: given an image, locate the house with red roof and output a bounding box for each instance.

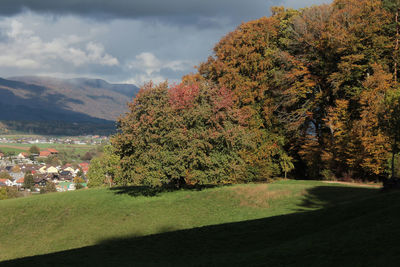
[79,162,90,174]
[13,177,24,187]
[47,149,59,154]
[0,179,13,187]
[39,149,58,158]
[39,151,51,158]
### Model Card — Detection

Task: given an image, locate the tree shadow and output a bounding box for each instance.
[297,185,381,211]
[110,184,221,197]
[2,185,399,266]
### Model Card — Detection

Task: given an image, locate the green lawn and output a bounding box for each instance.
[1,180,398,266]
[0,143,96,161]
[0,146,27,154]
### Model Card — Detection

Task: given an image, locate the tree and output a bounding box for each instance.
[29,145,40,154]
[11,165,21,173]
[112,80,270,188]
[23,172,34,190]
[381,85,400,178]
[45,181,57,193]
[0,171,12,180]
[280,154,294,179]
[81,152,93,161]
[87,145,120,188]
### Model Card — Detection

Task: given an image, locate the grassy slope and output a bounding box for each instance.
[0,180,398,266]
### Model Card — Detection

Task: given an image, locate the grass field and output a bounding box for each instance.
[0,145,28,154]
[0,143,97,162]
[1,180,399,266]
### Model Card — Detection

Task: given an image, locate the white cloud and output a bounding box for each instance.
[123,74,166,86]
[126,52,191,84]
[0,18,119,70]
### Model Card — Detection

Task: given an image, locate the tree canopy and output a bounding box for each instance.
[102,0,400,188]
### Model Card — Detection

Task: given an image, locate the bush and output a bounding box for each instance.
[75,183,84,190]
[45,182,57,193]
[321,169,336,181]
[0,187,20,200]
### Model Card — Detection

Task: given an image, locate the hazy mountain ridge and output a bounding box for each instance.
[0,76,140,123]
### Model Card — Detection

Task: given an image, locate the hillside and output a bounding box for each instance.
[1,180,399,266]
[0,76,139,123]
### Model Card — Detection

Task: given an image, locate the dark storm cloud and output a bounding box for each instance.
[0,0,271,22]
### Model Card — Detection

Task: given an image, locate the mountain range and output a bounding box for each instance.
[0,76,139,124]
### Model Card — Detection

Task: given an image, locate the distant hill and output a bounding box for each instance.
[4,76,140,121]
[0,76,139,135]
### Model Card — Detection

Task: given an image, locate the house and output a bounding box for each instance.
[59,171,74,181]
[34,178,47,187]
[0,153,4,159]
[46,166,58,175]
[10,172,24,181]
[39,166,47,174]
[79,162,90,174]
[20,164,39,174]
[13,177,24,187]
[39,151,51,158]
[17,152,29,160]
[0,179,13,187]
[47,149,59,155]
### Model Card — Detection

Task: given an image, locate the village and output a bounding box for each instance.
[0,147,90,193]
[0,135,108,146]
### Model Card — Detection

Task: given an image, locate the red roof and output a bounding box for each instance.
[39,151,51,157]
[47,148,59,153]
[0,178,9,183]
[0,153,4,157]
[16,177,24,183]
[21,152,29,157]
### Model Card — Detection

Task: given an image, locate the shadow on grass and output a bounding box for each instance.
[297,185,383,210]
[110,184,221,197]
[3,185,400,266]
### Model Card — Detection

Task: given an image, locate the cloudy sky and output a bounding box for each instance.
[0,0,331,86]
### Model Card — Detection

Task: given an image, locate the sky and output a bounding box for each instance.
[0,0,331,86]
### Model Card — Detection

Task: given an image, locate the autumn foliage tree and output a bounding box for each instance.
[112,0,400,186]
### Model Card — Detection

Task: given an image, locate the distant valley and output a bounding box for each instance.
[0,76,140,135]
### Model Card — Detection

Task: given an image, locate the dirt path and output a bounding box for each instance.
[323,181,382,188]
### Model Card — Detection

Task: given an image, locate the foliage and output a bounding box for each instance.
[45,182,57,193]
[0,171,12,180]
[0,187,19,200]
[29,145,40,154]
[44,155,61,166]
[112,80,283,188]
[75,183,84,190]
[23,173,34,190]
[113,0,400,183]
[80,152,93,161]
[11,165,21,173]
[87,145,120,187]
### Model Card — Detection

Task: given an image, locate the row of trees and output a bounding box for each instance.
[89,0,400,188]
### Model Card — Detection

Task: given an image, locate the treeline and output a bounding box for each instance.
[90,0,400,188]
[0,120,116,136]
